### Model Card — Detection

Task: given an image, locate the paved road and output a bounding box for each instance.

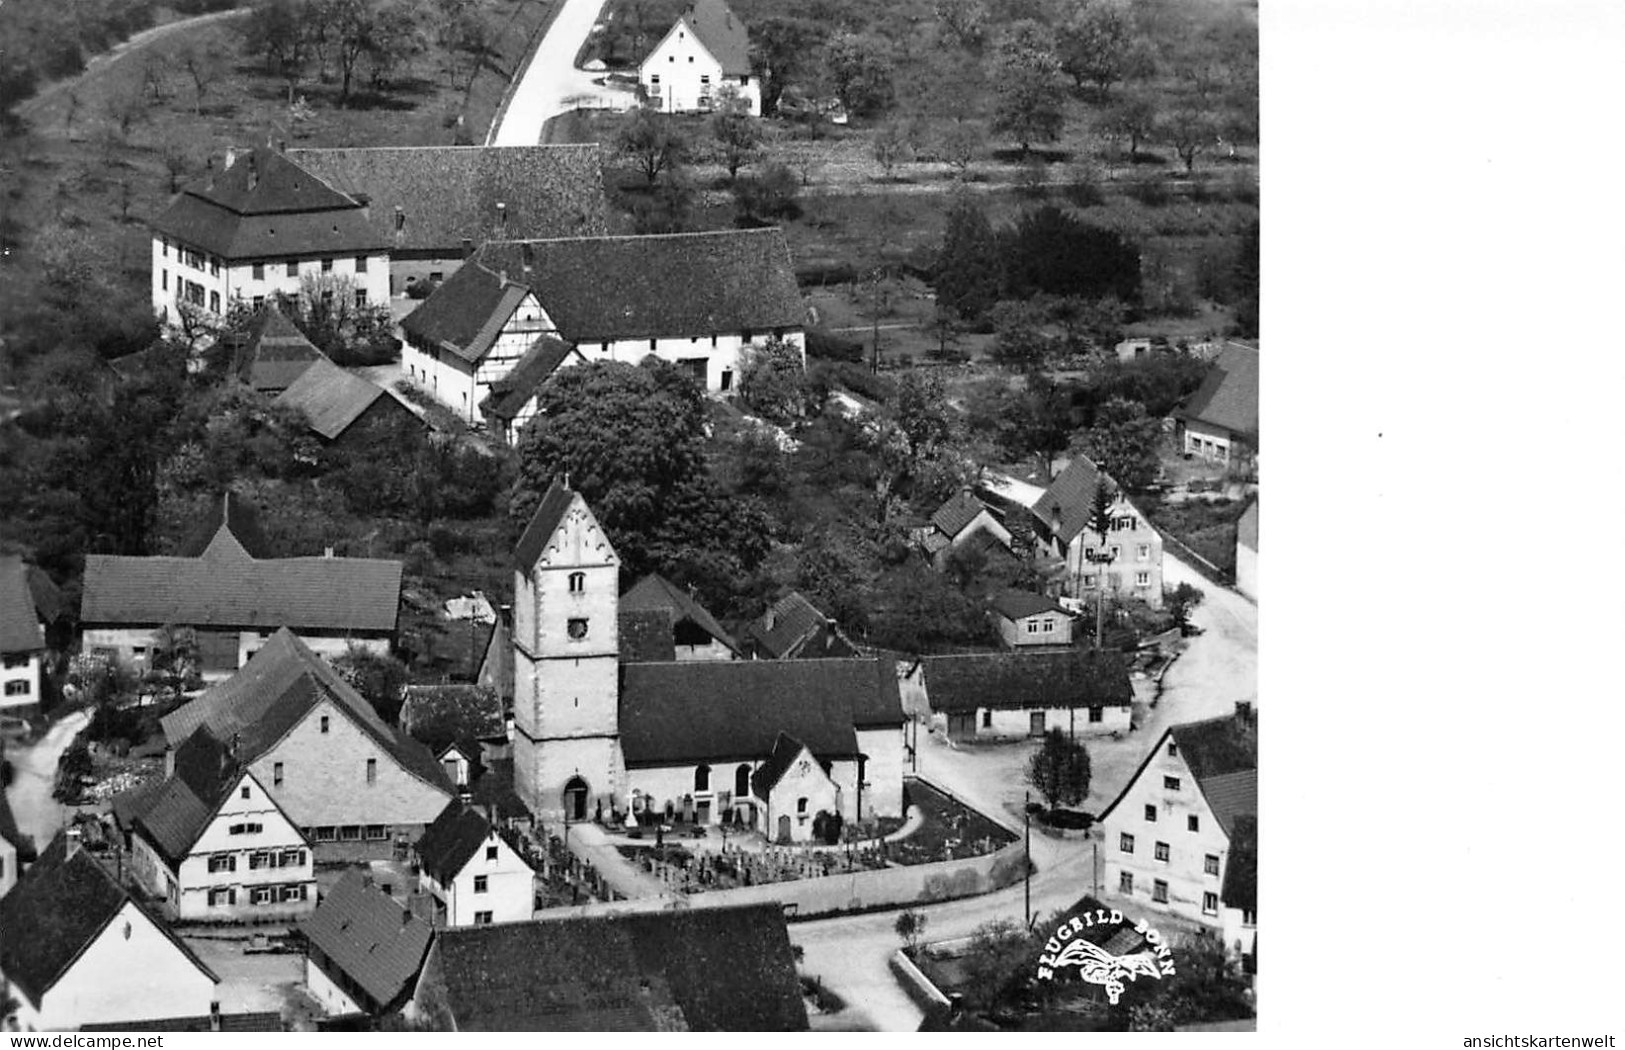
[3,709,91,852]
[487,0,634,146]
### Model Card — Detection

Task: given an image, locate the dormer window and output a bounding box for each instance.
[569,572,585,594]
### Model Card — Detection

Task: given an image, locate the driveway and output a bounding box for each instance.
[3,709,91,852]
[487,0,636,146]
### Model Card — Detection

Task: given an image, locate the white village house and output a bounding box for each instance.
[1032,456,1165,608]
[914,649,1134,742]
[413,803,534,927]
[638,0,762,115]
[0,555,47,718]
[299,870,433,1018]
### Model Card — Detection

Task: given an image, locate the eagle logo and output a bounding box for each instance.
[1042,939,1167,1005]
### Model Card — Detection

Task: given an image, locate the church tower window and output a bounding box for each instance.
[567,618,589,640]
[569,572,585,593]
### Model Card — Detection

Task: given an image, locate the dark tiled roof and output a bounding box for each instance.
[0,833,218,1008]
[81,541,402,633]
[235,305,327,393]
[622,573,739,653]
[0,555,44,654]
[298,869,433,1012]
[176,491,278,559]
[1237,498,1258,552]
[1097,710,1257,831]
[414,803,505,885]
[400,685,505,752]
[425,903,807,1031]
[25,564,71,626]
[1197,769,1257,837]
[1220,814,1256,911]
[481,336,580,422]
[478,228,804,343]
[748,732,808,797]
[745,591,829,659]
[1176,342,1258,437]
[513,479,576,571]
[988,588,1070,621]
[275,358,415,441]
[468,758,530,823]
[478,614,514,701]
[124,730,244,869]
[150,148,384,260]
[921,649,1133,714]
[1031,455,1107,546]
[287,145,608,255]
[619,608,677,663]
[668,0,752,75]
[931,490,993,539]
[400,260,532,365]
[620,657,902,766]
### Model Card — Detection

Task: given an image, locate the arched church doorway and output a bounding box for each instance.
[564,776,590,822]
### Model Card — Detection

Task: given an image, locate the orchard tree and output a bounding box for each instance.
[1055,0,1153,94]
[732,160,801,225]
[617,106,690,185]
[933,0,988,51]
[331,644,410,724]
[711,87,763,179]
[989,22,1066,155]
[872,122,915,181]
[823,32,895,119]
[1028,728,1091,810]
[1103,91,1159,163]
[736,336,811,425]
[1078,396,1161,492]
[937,120,983,178]
[176,40,228,116]
[1161,102,1220,174]
[750,16,824,116]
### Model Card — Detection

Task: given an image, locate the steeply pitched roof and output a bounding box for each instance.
[400,685,505,752]
[478,229,804,343]
[512,478,576,572]
[275,358,408,440]
[25,564,71,627]
[1237,498,1258,553]
[619,608,677,663]
[619,657,901,767]
[988,588,1070,621]
[175,491,278,559]
[749,732,810,797]
[669,0,753,76]
[1199,769,1257,837]
[287,145,608,255]
[0,833,218,1009]
[1097,708,1257,833]
[931,490,994,539]
[81,541,402,633]
[400,260,532,365]
[0,555,45,654]
[150,148,384,260]
[481,335,580,423]
[1177,341,1258,438]
[921,649,1133,713]
[1031,455,1109,546]
[124,729,247,869]
[745,592,831,659]
[298,869,433,1012]
[423,903,807,1031]
[415,803,519,886]
[159,629,452,796]
[235,305,327,393]
[621,574,739,653]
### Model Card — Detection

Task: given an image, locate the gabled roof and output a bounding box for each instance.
[481,335,581,423]
[276,358,414,441]
[1176,341,1258,438]
[25,564,71,627]
[415,803,521,886]
[175,491,278,560]
[81,540,402,634]
[235,305,327,393]
[622,573,739,654]
[931,490,994,539]
[988,588,1070,621]
[749,732,812,797]
[619,657,901,767]
[1097,709,1258,834]
[399,684,505,752]
[921,649,1133,713]
[1199,769,1257,837]
[663,0,753,76]
[745,591,834,659]
[298,869,433,1012]
[478,613,514,701]
[422,903,807,1031]
[1237,498,1258,553]
[400,260,532,366]
[150,147,385,260]
[477,229,804,344]
[287,145,608,254]
[0,554,45,654]
[159,629,452,796]
[618,608,677,663]
[1031,455,1109,546]
[124,729,246,870]
[0,833,218,1009]
[512,478,586,572]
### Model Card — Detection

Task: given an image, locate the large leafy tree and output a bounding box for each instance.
[1055,0,1153,94]
[934,196,1001,320]
[1076,397,1163,492]
[750,16,825,116]
[616,106,691,186]
[1001,204,1142,304]
[989,21,1066,154]
[823,32,895,119]
[711,87,763,180]
[1027,728,1092,809]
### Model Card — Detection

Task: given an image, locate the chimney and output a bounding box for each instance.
[462,237,474,258]
[1234,700,1254,723]
[278,139,287,153]
[402,906,412,926]
[66,826,82,860]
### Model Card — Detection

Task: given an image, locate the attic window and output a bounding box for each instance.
[320,716,330,733]
[241,785,251,799]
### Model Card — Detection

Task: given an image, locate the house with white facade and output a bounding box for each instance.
[639,0,762,115]
[508,479,905,828]
[79,492,401,677]
[400,229,805,421]
[749,733,842,844]
[0,832,220,1031]
[0,555,46,718]
[989,589,1075,648]
[159,629,455,861]
[148,147,389,328]
[477,336,586,444]
[918,490,1014,567]
[413,803,533,927]
[1175,340,1258,466]
[919,648,1133,742]
[1097,704,1257,949]
[120,729,316,922]
[1031,456,1165,608]
[299,869,433,1018]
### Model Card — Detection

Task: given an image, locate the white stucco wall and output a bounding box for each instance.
[402,340,480,420]
[9,899,217,1031]
[945,704,1131,740]
[0,835,17,900]
[151,235,388,325]
[760,750,842,843]
[639,24,761,115]
[1048,498,1165,609]
[856,725,905,821]
[996,612,1075,648]
[168,774,316,922]
[1235,541,1257,600]
[577,329,802,393]
[420,830,533,927]
[1,651,41,714]
[304,957,365,1017]
[82,628,389,681]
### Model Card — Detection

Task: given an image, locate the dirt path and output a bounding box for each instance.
[3,709,91,851]
[487,0,635,146]
[15,8,249,123]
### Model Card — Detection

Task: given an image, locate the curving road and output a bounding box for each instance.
[487,0,634,146]
[3,709,91,853]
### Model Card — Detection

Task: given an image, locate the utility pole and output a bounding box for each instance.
[1024,790,1032,928]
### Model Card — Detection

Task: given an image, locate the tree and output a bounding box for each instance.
[989,22,1065,155]
[934,196,999,320]
[823,32,895,119]
[1077,397,1160,492]
[1027,728,1091,809]
[1001,204,1142,304]
[895,909,928,952]
[148,624,201,695]
[176,40,227,116]
[989,300,1052,370]
[750,16,825,116]
[1161,102,1220,174]
[736,336,810,425]
[158,132,193,194]
[872,122,914,181]
[617,106,690,186]
[1102,91,1159,163]
[1165,581,1204,630]
[1055,0,1152,94]
[937,120,983,179]
[245,0,308,103]
[1231,218,1259,338]
[961,920,1039,1011]
[331,645,410,724]
[933,0,988,51]
[731,160,800,226]
[711,88,763,180]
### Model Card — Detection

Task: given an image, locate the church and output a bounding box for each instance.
[510,480,907,842]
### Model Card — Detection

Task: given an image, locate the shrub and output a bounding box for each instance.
[812,809,844,845]
[806,330,864,363]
